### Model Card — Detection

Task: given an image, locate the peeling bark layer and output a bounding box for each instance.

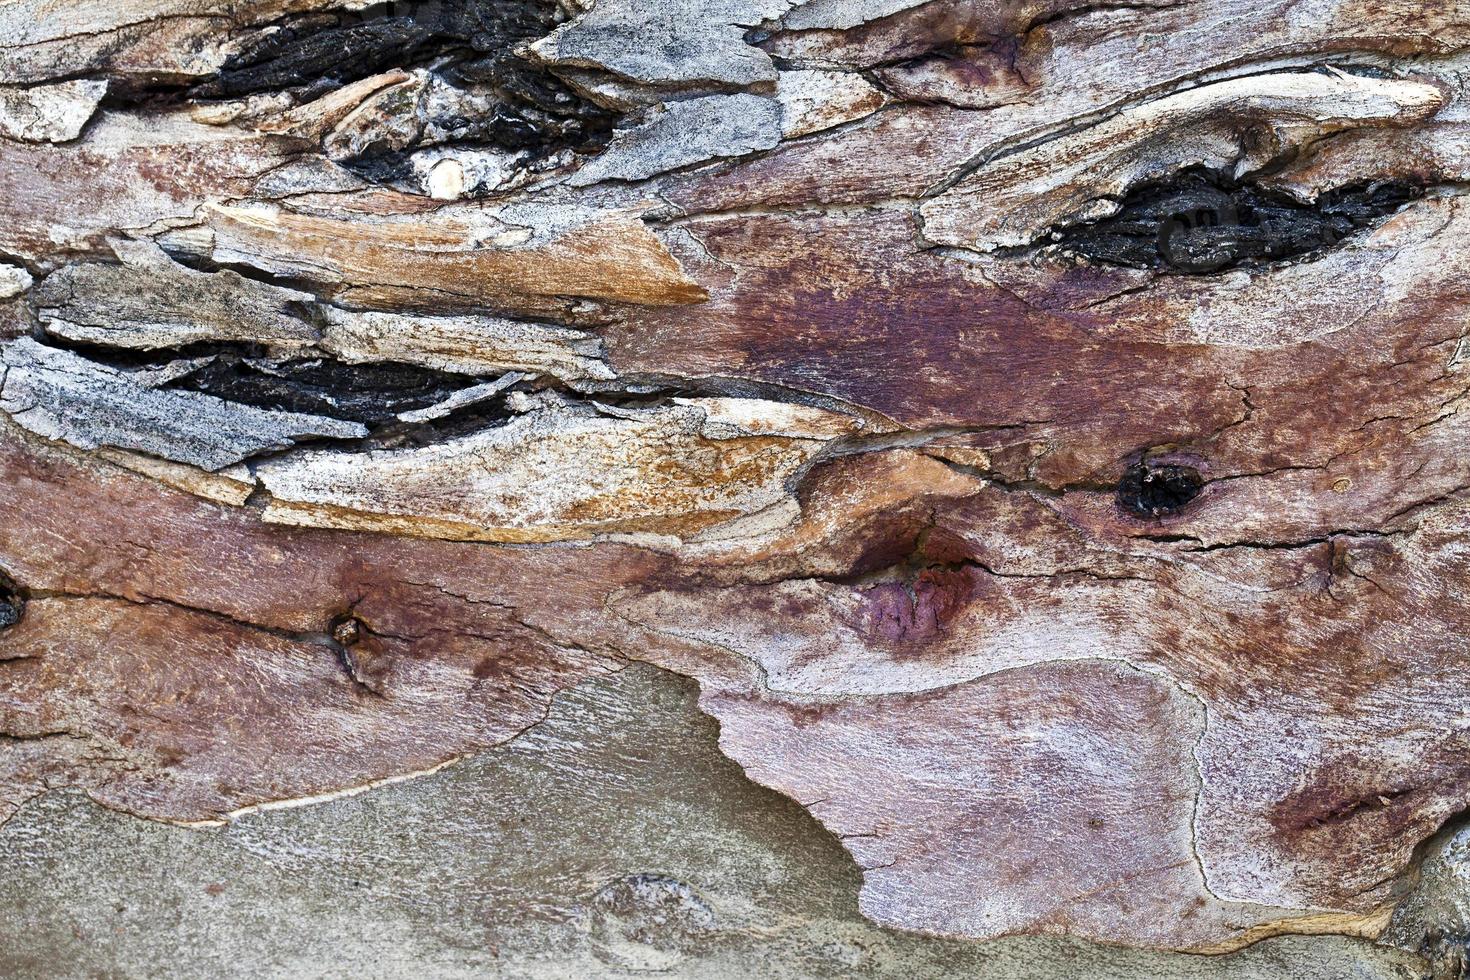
[3,0,1470,958]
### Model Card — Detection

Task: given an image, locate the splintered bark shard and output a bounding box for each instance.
[0,79,106,143]
[254,397,861,542]
[920,72,1446,253]
[569,94,784,186]
[0,338,366,471]
[530,0,796,89]
[35,239,321,352]
[317,306,616,382]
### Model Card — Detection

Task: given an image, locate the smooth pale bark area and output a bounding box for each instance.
[1,0,1469,975]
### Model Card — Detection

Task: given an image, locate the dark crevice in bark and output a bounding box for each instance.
[806,523,1152,598]
[17,332,525,455]
[31,334,477,422]
[167,355,483,427]
[25,587,374,686]
[928,454,1115,499]
[0,569,26,630]
[21,325,911,461]
[200,2,555,98]
[1281,783,1423,832]
[178,0,620,190]
[326,613,387,697]
[1052,168,1423,274]
[1135,527,1410,553]
[12,330,907,467]
[1024,0,1190,36]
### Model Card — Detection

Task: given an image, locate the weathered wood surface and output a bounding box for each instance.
[2,0,1470,960]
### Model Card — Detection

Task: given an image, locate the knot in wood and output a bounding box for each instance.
[1117,462,1205,518]
[330,615,363,648]
[0,572,24,629]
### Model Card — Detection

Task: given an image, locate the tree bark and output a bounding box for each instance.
[2,0,1469,971]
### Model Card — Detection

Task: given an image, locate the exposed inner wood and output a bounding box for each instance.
[2,0,1469,960]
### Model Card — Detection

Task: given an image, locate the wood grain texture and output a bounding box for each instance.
[2,0,1469,957]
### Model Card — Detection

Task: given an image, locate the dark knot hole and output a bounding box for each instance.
[0,571,27,630]
[1117,462,1205,518]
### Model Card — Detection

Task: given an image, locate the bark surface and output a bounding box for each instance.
[2,0,1469,960]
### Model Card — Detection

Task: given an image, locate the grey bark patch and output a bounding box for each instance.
[580,873,720,971]
[0,263,32,300]
[0,338,366,471]
[1385,819,1470,980]
[782,0,935,31]
[0,79,106,143]
[35,241,320,353]
[569,94,784,186]
[532,0,796,89]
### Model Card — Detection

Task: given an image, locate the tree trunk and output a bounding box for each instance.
[2,0,1469,975]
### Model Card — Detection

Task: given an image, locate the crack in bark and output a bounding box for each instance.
[20,586,363,684]
[1052,170,1423,274]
